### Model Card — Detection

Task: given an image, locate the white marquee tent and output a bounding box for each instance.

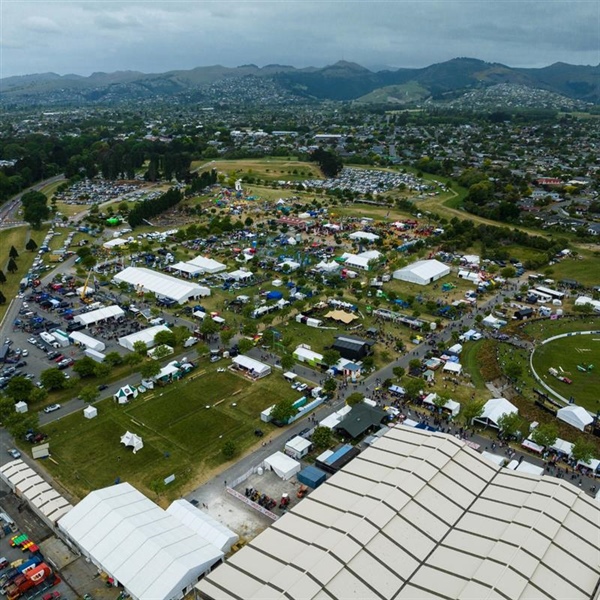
[57,483,224,600]
[120,431,143,454]
[231,355,271,378]
[263,451,301,481]
[119,325,171,352]
[166,500,238,554]
[69,330,106,352]
[393,259,450,286]
[473,398,518,428]
[187,256,226,274]
[74,305,124,327]
[114,267,210,304]
[557,405,594,432]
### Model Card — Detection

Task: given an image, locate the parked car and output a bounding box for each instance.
[0,558,8,571]
[7,449,21,459]
[21,349,28,357]
[43,404,61,414]
[97,384,108,391]
[27,337,37,344]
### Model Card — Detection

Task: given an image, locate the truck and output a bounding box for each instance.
[49,255,63,263]
[6,562,58,600]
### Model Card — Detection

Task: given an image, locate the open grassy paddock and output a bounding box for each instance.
[547,251,600,287]
[532,333,600,411]
[40,368,299,502]
[193,158,322,183]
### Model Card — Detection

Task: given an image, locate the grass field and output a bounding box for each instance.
[0,226,48,324]
[40,369,299,502]
[192,158,322,182]
[532,334,600,411]
[547,252,600,287]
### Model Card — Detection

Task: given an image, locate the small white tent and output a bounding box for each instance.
[83,406,97,419]
[263,451,301,481]
[120,431,143,454]
[557,405,593,432]
[114,385,138,404]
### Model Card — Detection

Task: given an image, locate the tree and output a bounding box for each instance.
[312,426,332,450]
[25,238,38,252]
[280,353,295,371]
[200,317,219,337]
[72,356,97,378]
[21,190,50,228]
[30,387,48,404]
[323,378,337,396]
[220,329,235,347]
[94,362,111,378]
[530,423,558,448]
[132,341,148,355]
[104,351,124,367]
[152,344,172,360]
[79,385,99,404]
[270,398,296,424]
[40,368,67,391]
[9,246,18,259]
[0,291,6,305]
[7,258,17,274]
[432,393,449,411]
[362,356,374,371]
[140,360,161,379]
[500,266,516,278]
[154,330,176,347]
[571,437,596,464]
[238,338,254,354]
[222,440,239,460]
[346,392,364,406]
[497,412,526,439]
[505,362,523,380]
[392,366,405,380]
[322,349,341,368]
[0,270,6,285]
[409,358,422,371]
[461,398,485,426]
[124,352,143,366]
[5,376,34,403]
[196,343,210,358]
[403,377,422,401]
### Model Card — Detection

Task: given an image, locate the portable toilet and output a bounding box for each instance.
[14,402,28,414]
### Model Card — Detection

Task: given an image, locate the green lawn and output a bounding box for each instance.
[548,253,600,287]
[39,369,298,502]
[0,226,48,324]
[532,334,600,411]
[459,340,487,390]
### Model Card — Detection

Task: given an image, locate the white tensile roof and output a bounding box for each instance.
[197,427,600,600]
[170,261,204,276]
[477,397,518,426]
[232,354,271,375]
[74,305,125,326]
[58,483,223,600]
[114,267,210,303]
[557,405,594,432]
[393,259,450,285]
[166,500,238,554]
[187,255,226,273]
[119,325,171,351]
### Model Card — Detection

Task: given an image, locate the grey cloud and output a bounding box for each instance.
[1,0,597,77]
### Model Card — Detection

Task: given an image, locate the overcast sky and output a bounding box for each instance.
[1,0,598,78]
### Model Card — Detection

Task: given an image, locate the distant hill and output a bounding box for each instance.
[1,57,598,108]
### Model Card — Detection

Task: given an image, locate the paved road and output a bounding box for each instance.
[0,175,65,230]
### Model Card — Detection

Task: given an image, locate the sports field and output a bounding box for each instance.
[532,333,600,411]
[40,369,298,502]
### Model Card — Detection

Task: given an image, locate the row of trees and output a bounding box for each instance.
[310,148,343,178]
[127,187,183,228]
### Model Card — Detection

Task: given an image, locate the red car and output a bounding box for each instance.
[42,593,61,600]
[53,355,65,362]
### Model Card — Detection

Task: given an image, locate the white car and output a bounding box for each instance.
[21,349,29,357]
[27,337,37,345]
[297,383,308,392]
[43,403,61,414]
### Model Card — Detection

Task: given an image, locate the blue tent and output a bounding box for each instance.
[266,290,283,300]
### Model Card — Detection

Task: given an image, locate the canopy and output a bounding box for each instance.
[557,405,593,432]
[120,431,143,454]
[324,310,357,324]
[475,398,517,428]
[442,362,462,374]
[264,451,301,481]
[74,305,124,327]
